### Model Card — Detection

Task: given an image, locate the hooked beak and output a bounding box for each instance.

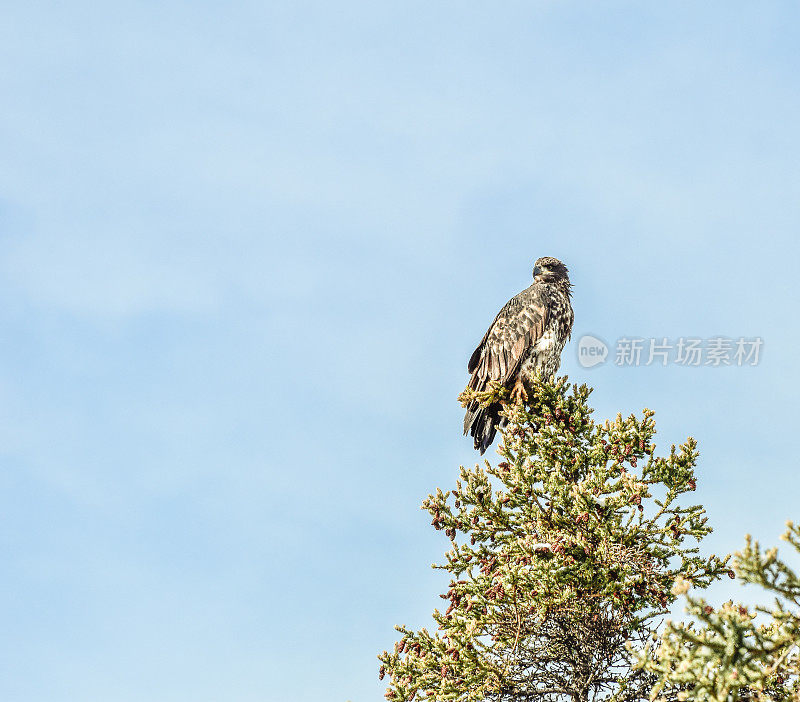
[533,265,542,279]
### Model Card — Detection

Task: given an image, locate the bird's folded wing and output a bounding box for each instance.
[468,296,548,389]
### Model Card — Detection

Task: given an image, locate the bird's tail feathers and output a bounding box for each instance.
[463,402,501,455]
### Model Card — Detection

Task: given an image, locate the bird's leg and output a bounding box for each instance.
[510,378,528,404]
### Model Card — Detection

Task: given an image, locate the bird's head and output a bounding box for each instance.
[533,257,570,283]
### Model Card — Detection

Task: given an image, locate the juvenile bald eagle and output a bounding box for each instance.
[463,257,574,454]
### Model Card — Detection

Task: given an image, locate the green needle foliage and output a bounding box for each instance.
[639,523,800,701]
[378,378,730,702]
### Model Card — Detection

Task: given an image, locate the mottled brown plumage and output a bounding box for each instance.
[463,257,574,453]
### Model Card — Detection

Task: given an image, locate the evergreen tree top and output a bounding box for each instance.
[379,378,730,702]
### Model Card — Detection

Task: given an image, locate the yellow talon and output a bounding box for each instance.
[510,379,528,404]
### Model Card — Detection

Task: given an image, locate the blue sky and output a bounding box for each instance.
[1,2,799,701]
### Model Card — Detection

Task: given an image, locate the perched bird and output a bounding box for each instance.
[463,257,574,454]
